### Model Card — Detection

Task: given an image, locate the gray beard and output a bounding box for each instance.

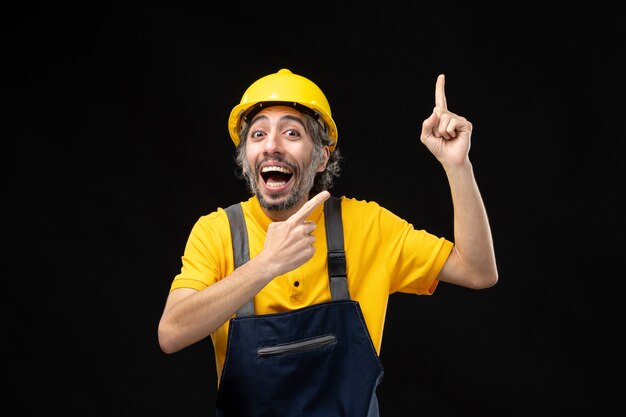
[244,157,319,212]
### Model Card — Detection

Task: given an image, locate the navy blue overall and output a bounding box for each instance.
[216,196,384,417]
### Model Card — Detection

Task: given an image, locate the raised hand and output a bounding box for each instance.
[420,74,472,166]
[261,191,331,277]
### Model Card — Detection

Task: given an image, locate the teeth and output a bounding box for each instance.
[261,166,292,174]
[266,180,287,188]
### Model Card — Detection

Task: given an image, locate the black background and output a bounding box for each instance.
[6,1,624,416]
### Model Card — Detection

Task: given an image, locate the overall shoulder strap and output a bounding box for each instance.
[224,203,255,317]
[324,196,350,301]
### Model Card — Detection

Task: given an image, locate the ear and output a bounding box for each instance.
[317,146,331,173]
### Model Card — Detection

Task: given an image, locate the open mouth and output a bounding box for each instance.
[260,165,294,189]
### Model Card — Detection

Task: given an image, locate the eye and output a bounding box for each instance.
[285,129,300,138]
[250,130,266,140]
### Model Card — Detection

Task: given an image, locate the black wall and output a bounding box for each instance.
[6,1,623,416]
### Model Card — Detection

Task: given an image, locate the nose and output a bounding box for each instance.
[263,130,284,154]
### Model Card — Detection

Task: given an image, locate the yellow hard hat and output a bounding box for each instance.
[228,68,338,151]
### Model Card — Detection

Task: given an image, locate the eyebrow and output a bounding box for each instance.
[250,114,305,127]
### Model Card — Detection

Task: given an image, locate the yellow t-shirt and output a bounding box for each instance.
[170,195,453,382]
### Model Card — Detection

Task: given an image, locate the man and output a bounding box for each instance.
[158,68,498,416]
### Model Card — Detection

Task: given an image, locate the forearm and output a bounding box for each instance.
[442,160,498,288]
[158,253,275,353]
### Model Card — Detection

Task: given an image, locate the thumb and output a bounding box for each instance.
[421,110,437,138]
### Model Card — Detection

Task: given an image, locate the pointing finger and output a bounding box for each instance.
[435,74,448,110]
[290,190,330,223]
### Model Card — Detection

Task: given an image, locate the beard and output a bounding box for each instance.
[243,154,321,212]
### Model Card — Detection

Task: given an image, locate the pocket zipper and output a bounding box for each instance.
[257,334,337,357]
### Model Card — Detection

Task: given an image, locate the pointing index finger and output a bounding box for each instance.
[435,74,448,110]
[290,190,331,223]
